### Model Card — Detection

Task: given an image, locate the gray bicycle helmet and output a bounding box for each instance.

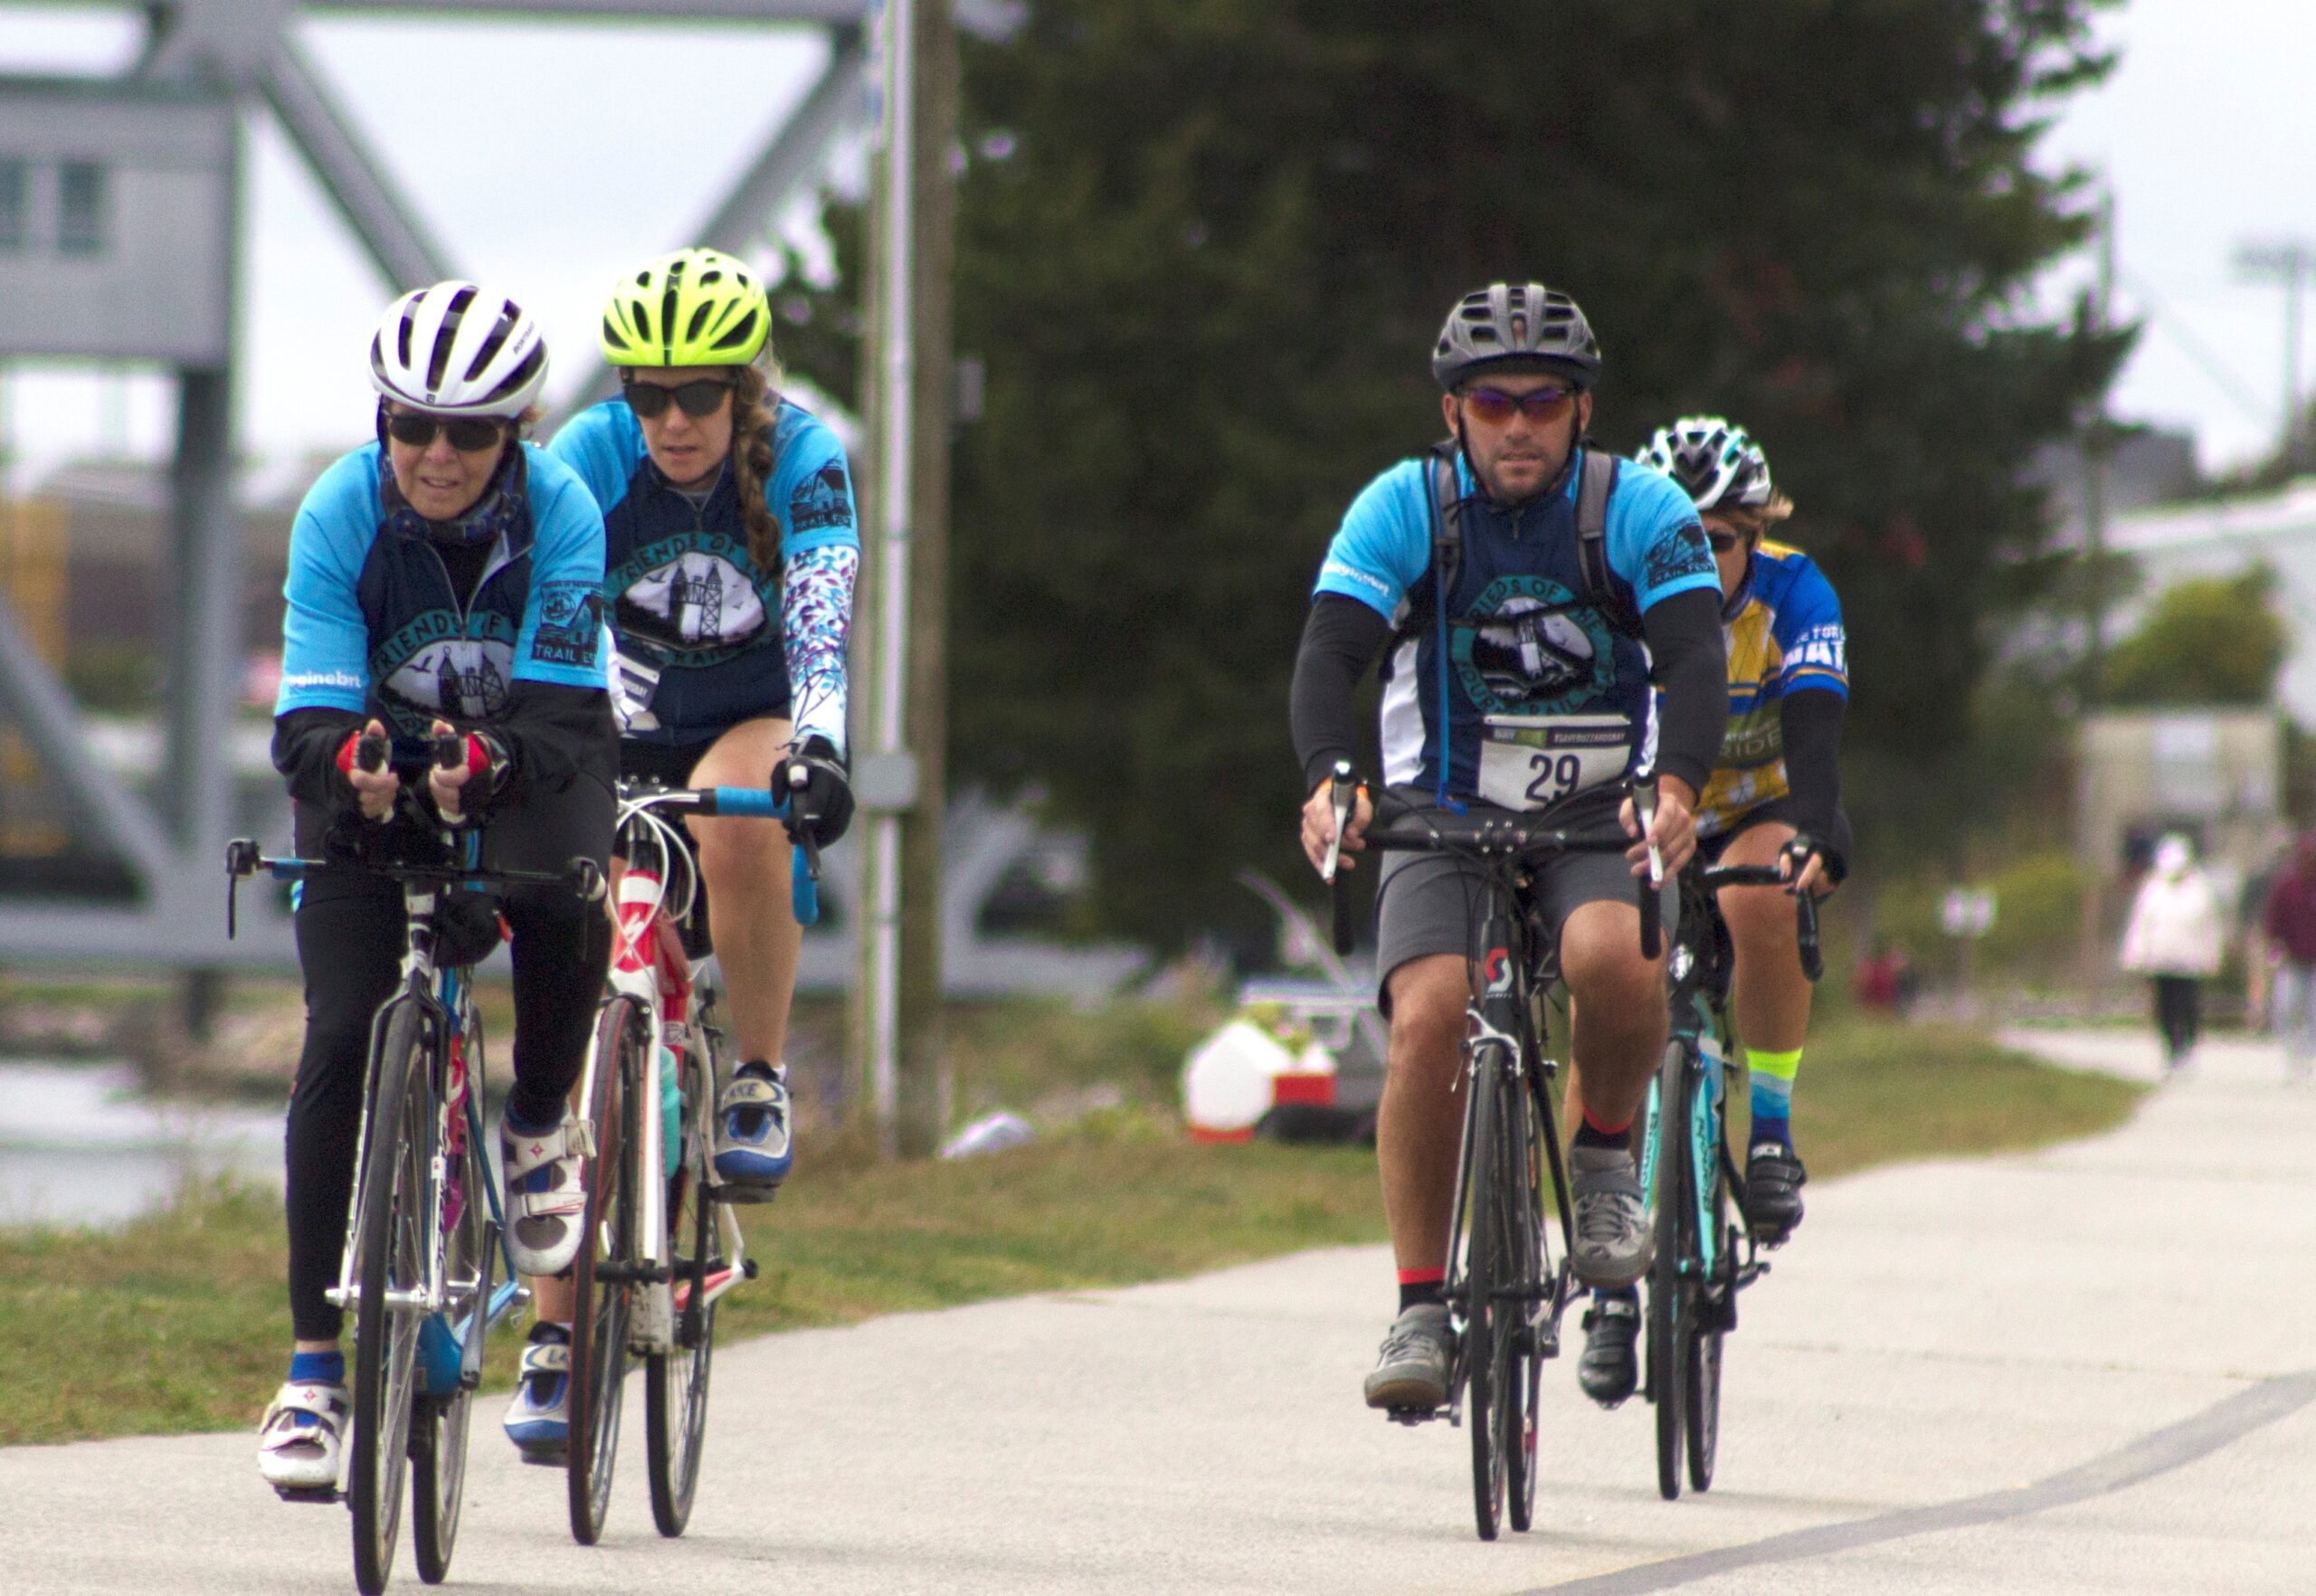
[1430,281,1602,392]
[1635,415,1773,511]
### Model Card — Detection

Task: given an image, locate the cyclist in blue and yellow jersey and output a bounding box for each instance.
[1292,283,1729,1414]
[502,248,857,1454]
[258,282,616,1493]
[1577,415,1849,1408]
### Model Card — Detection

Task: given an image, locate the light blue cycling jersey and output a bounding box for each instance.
[550,398,859,754]
[1315,446,1713,803]
[275,442,607,750]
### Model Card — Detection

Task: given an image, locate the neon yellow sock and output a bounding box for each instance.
[1744,1045,1801,1133]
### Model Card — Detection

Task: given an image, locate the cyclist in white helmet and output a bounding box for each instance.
[1575,414,1850,1408]
[257,281,616,1493]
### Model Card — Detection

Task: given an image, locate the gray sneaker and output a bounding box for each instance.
[1570,1145,1654,1287]
[1362,1302,1454,1411]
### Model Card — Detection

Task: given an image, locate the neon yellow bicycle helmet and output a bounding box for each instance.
[600,247,771,368]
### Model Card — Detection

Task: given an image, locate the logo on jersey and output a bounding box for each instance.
[530,581,604,671]
[616,551,768,659]
[383,639,512,724]
[1451,575,1615,716]
[789,461,852,535]
[1644,524,1715,590]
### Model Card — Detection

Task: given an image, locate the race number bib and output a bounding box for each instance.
[1476,714,1635,812]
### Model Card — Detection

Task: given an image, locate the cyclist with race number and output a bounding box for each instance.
[1576,416,1849,1408]
[507,248,857,1454]
[257,282,616,1493]
[1292,283,1728,1414]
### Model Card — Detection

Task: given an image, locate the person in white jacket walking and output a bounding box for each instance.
[2120,834,2226,1069]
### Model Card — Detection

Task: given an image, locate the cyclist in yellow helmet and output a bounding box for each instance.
[501,248,857,1457]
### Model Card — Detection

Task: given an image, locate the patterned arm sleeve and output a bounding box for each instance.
[782,544,859,757]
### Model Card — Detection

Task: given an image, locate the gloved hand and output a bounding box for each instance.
[427,718,509,826]
[1779,831,1845,894]
[335,719,400,822]
[772,735,853,848]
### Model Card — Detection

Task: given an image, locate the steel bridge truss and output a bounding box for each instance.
[0,0,996,967]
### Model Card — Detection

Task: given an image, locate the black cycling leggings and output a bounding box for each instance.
[282,790,612,1343]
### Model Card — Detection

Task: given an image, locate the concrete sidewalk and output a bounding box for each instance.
[3,1026,2311,1594]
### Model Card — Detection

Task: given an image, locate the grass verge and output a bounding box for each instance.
[0,1006,2140,1447]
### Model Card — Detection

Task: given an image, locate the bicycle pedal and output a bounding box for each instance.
[1385,1405,1444,1427]
[271,1485,341,1506]
[517,1445,567,1468]
[709,1181,779,1207]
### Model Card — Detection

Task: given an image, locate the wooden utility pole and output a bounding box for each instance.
[856,0,957,1157]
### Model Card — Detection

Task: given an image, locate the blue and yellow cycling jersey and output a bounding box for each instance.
[1314,447,1713,805]
[273,442,607,755]
[1694,538,1847,839]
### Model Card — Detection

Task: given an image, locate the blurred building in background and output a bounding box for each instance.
[2108,480,2316,723]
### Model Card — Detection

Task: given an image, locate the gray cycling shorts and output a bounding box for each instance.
[1371,795,1670,1013]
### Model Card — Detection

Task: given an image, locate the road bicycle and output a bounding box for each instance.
[1637,852,1821,1500]
[1324,765,1661,1542]
[560,777,820,1544]
[229,734,603,1592]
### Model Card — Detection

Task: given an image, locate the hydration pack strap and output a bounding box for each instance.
[1411,442,1634,636]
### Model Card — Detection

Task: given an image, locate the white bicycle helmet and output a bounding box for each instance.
[1634,415,1773,511]
[368,281,549,418]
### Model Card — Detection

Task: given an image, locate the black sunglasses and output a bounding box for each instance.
[382,408,507,452]
[1707,529,1742,552]
[622,377,736,420]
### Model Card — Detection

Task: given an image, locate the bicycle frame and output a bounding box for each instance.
[602,824,750,1356]
[1436,898,1576,1424]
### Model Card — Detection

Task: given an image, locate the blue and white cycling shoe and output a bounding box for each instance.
[502,1324,571,1460]
[500,1107,589,1277]
[257,1378,347,1494]
[713,1061,793,1197]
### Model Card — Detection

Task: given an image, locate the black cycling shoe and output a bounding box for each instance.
[1743,1138,1808,1245]
[1576,1293,1639,1407]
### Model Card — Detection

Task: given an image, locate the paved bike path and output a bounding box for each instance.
[5,1026,2313,1594]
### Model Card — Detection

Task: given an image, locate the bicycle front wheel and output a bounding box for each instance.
[1459,1045,1505,1543]
[1647,1041,1693,1503]
[1686,1094,1732,1493]
[1500,1068,1546,1534]
[351,1002,430,1595]
[412,1113,489,1584]
[568,996,644,1545]
[647,1028,719,1537]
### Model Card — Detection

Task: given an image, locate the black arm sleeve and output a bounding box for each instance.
[1778,687,1846,844]
[1640,587,1727,799]
[486,681,616,805]
[1289,594,1393,791]
[272,708,366,813]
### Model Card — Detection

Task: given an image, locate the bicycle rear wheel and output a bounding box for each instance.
[1459,1046,1505,1543]
[1500,1069,1546,1534]
[351,1002,430,1595]
[412,1110,489,1584]
[1647,1041,1693,1503]
[568,996,644,1545]
[647,1026,719,1536]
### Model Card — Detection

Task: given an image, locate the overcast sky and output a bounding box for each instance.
[0,0,2308,486]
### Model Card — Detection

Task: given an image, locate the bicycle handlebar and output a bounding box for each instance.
[1322,764,1652,960]
[1697,861,1824,983]
[223,837,603,939]
[616,783,821,926]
